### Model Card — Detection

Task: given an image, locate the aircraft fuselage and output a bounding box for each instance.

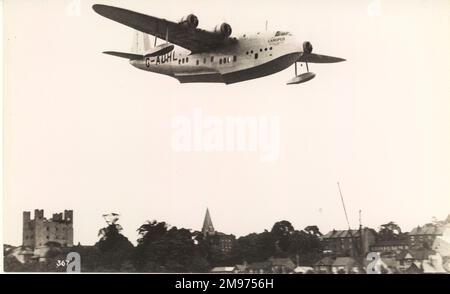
[130,31,302,84]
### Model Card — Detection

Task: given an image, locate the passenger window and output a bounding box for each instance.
[196,60,199,65]
[186,57,189,63]
[233,56,237,62]
[203,58,207,64]
[211,56,214,62]
[219,59,222,65]
[255,53,258,59]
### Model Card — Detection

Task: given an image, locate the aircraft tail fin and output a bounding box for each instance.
[131,30,151,54]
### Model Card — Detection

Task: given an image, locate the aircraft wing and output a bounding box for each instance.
[93,4,236,53]
[298,53,346,63]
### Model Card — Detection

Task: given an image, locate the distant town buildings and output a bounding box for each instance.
[4,208,450,274]
[23,209,74,248]
[201,208,235,254]
[369,239,409,256]
[408,224,447,248]
[432,225,450,257]
[320,227,377,257]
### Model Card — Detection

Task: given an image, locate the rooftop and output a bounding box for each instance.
[409,225,445,236]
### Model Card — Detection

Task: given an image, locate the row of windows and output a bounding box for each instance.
[24,234,66,240]
[178,55,239,65]
[46,235,65,239]
[45,227,67,231]
[36,242,68,246]
[410,236,434,241]
[246,47,273,55]
[177,47,274,66]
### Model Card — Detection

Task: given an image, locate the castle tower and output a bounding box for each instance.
[22,209,74,248]
[202,208,215,237]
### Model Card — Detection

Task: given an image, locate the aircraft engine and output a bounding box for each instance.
[179,14,199,29]
[303,41,313,54]
[213,23,232,38]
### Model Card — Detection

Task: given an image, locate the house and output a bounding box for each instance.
[432,225,450,257]
[408,224,446,249]
[379,257,400,274]
[244,257,296,273]
[405,263,422,274]
[422,254,446,274]
[331,257,361,274]
[234,264,247,273]
[403,253,447,274]
[210,266,236,273]
[268,257,296,273]
[370,239,409,257]
[246,261,272,274]
[321,227,377,257]
[396,248,436,271]
[293,266,314,274]
[314,256,335,274]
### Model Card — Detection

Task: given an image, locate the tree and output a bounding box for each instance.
[288,230,322,265]
[44,241,63,259]
[196,232,232,267]
[271,221,295,253]
[95,222,134,271]
[134,220,209,272]
[304,225,323,237]
[378,222,404,241]
[137,220,169,244]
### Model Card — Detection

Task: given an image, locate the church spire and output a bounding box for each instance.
[202,208,215,237]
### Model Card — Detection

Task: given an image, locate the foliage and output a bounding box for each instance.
[94,223,134,271]
[378,221,405,241]
[134,220,209,272]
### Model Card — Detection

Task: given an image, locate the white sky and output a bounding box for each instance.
[3,0,450,246]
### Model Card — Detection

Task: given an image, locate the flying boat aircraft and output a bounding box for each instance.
[93,4,345,85]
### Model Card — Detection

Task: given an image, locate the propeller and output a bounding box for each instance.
[302,41,313,72]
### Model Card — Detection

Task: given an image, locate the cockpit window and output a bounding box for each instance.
[275,31,291,37]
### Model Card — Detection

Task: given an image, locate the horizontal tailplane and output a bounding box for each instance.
[103,51,143,60]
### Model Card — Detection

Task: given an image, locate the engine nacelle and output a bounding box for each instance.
[179,14,199,29]
[212,23,232,38]
[303,41,313,54]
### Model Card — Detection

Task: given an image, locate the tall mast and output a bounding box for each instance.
[337,182,351,230]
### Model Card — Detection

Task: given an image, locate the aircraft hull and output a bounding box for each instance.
[222,52,300,84]
[174,52,300,84]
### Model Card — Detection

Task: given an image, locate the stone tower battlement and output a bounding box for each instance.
[22,209,74,248]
